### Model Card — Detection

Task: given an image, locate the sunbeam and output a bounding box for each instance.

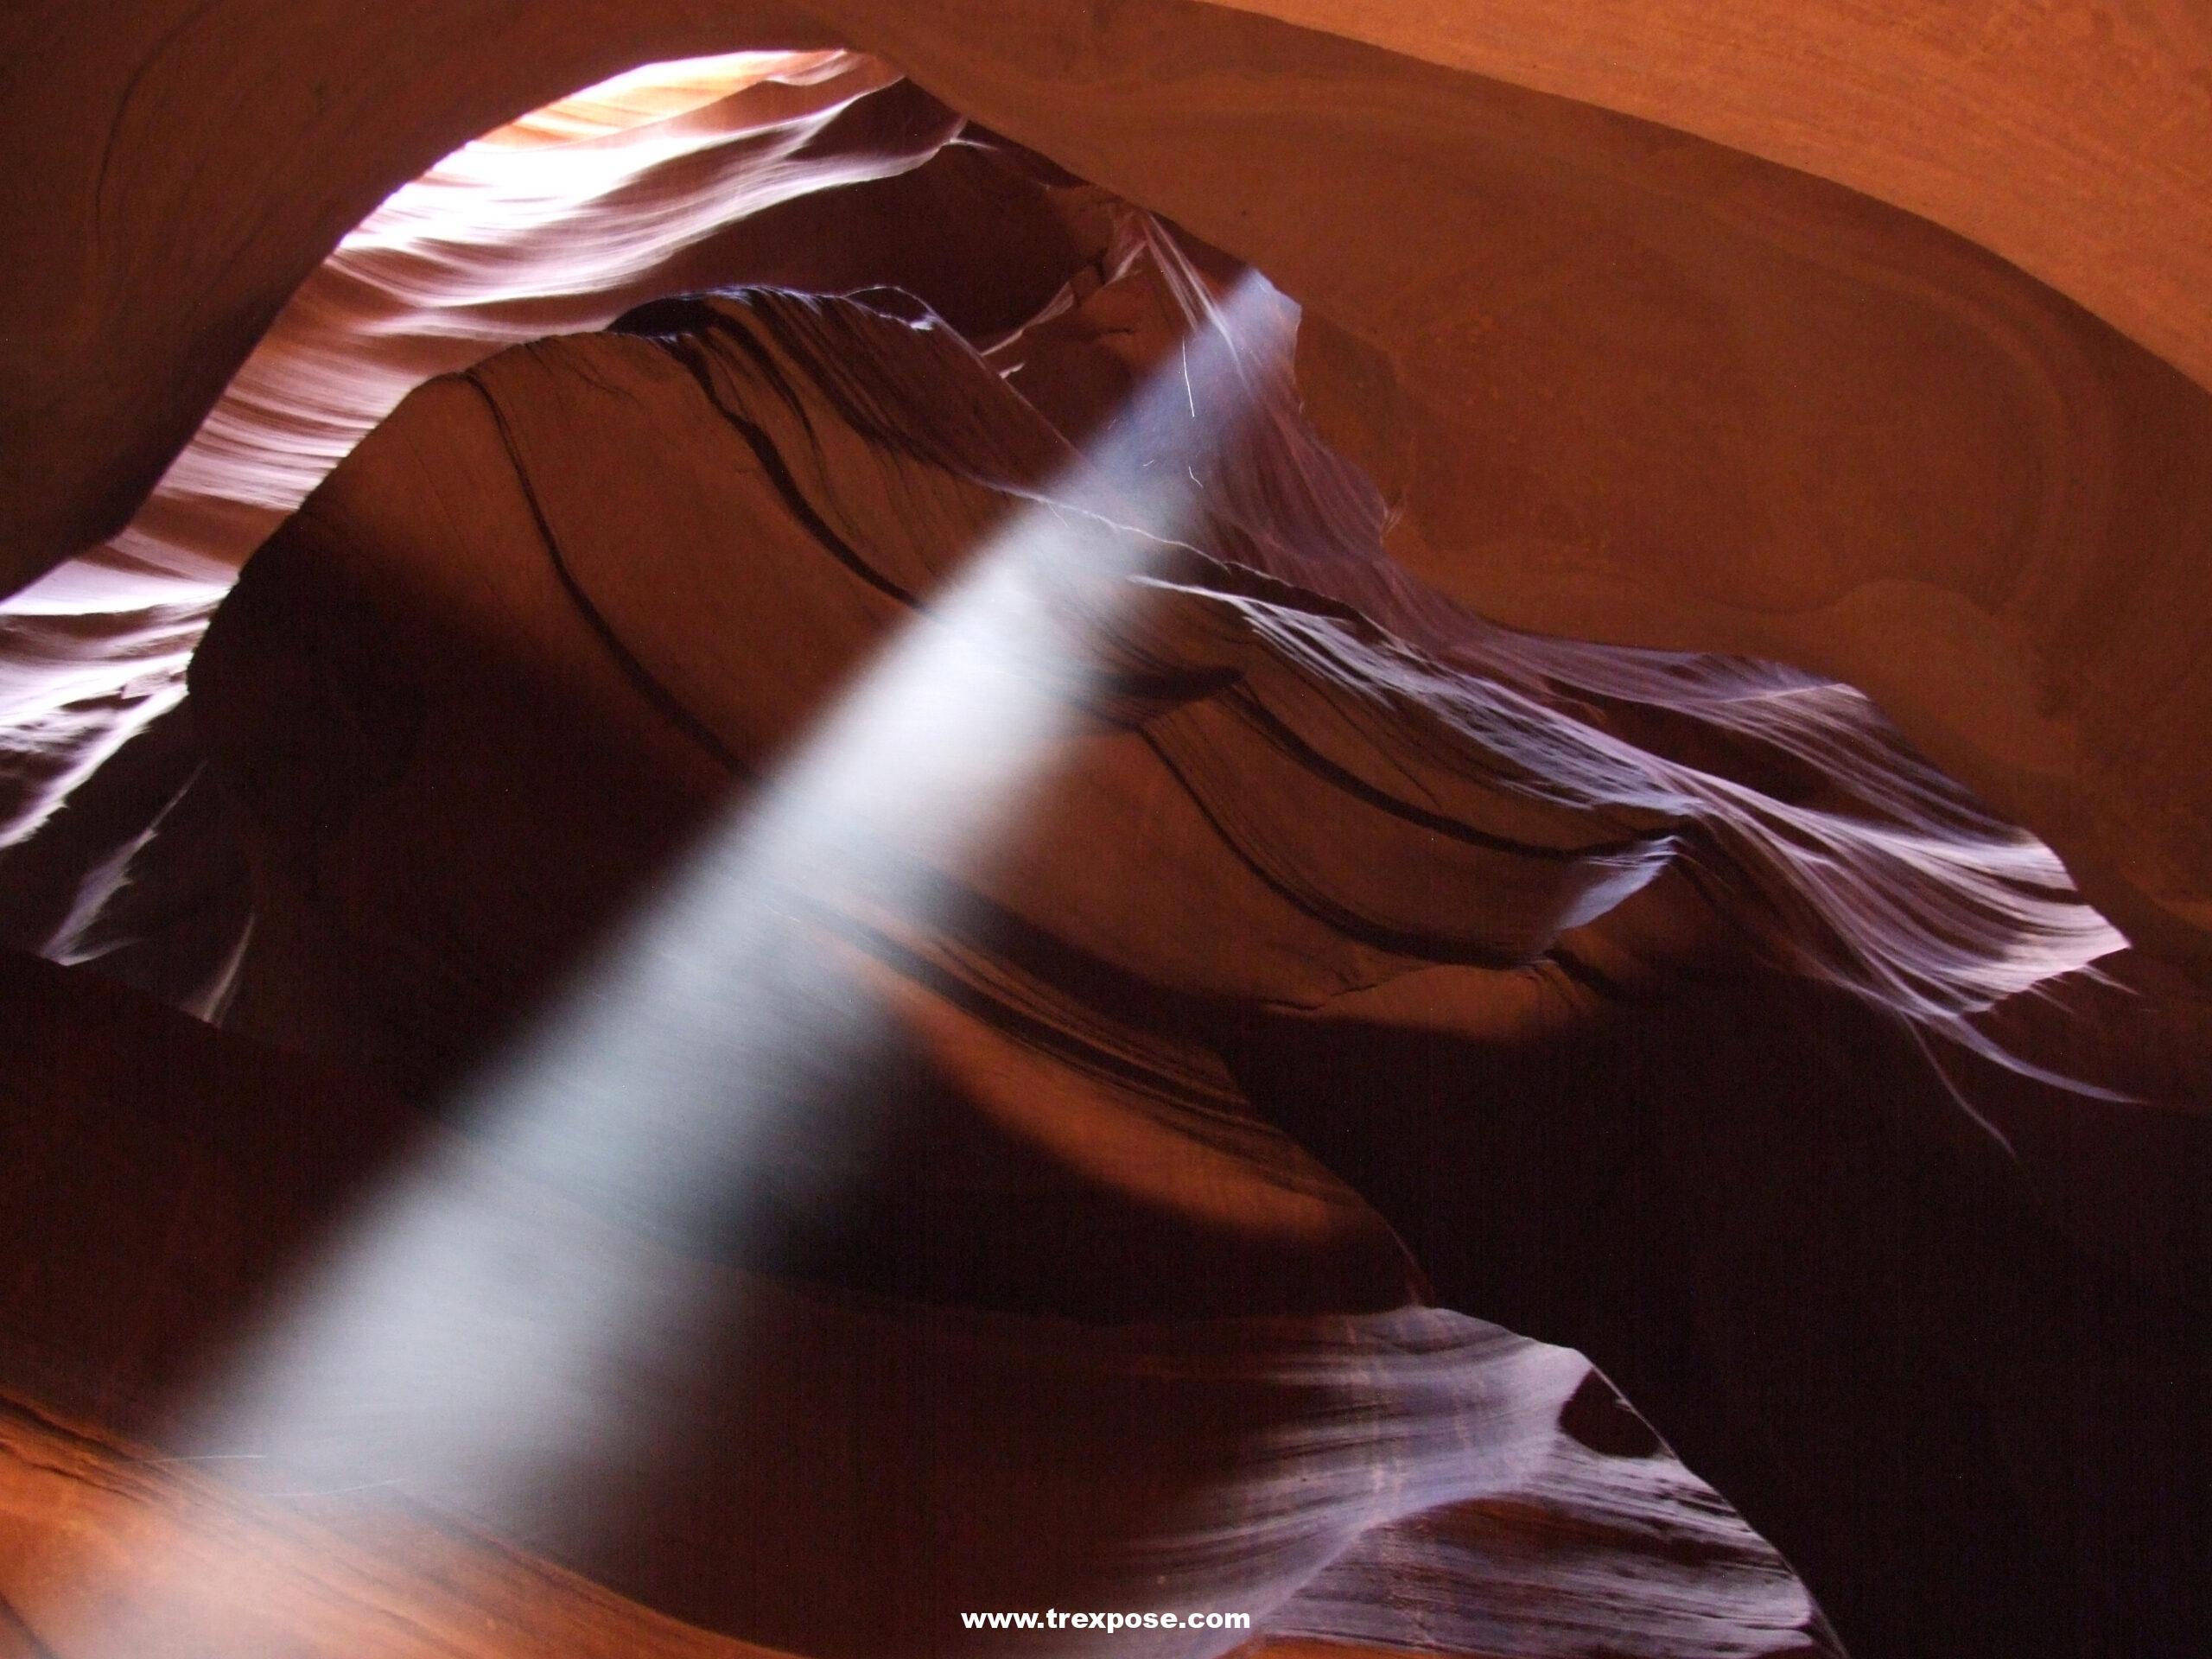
[36,275,1281,1658]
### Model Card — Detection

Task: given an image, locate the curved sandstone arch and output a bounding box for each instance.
[4,1,2211,962]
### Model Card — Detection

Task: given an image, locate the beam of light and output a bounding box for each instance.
[30,274,1279,1657]
[3,40,2132,1110]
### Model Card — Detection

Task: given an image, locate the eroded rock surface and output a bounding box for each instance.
[2,16,2209,1659]
[0,946,1833,1659]
[175,229,2202,1653]
[9,1,2212,950]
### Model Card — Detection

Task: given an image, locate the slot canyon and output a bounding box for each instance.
[0,5,2206,1656]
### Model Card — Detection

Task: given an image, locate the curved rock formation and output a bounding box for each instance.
[7,0,2212,952]
[1,14,2208,1659]
[0,921,1835,1659]
[177,234,2198,1656]
[0,51,1007,1007]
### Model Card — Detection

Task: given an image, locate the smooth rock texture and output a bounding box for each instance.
[1,16,2209,1659]
[0,50,1014,1008]
[0,950,1834,1657]
[6,0,2212,951]
[181,233,2200,1655]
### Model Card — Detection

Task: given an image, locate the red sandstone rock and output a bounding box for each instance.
[1,15,2208,1659]
[7,1,2212,952]
[176,251,2201,1654]
[0,950,1838,1656]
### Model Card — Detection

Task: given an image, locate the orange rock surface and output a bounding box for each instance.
[0,11,2207,1659]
